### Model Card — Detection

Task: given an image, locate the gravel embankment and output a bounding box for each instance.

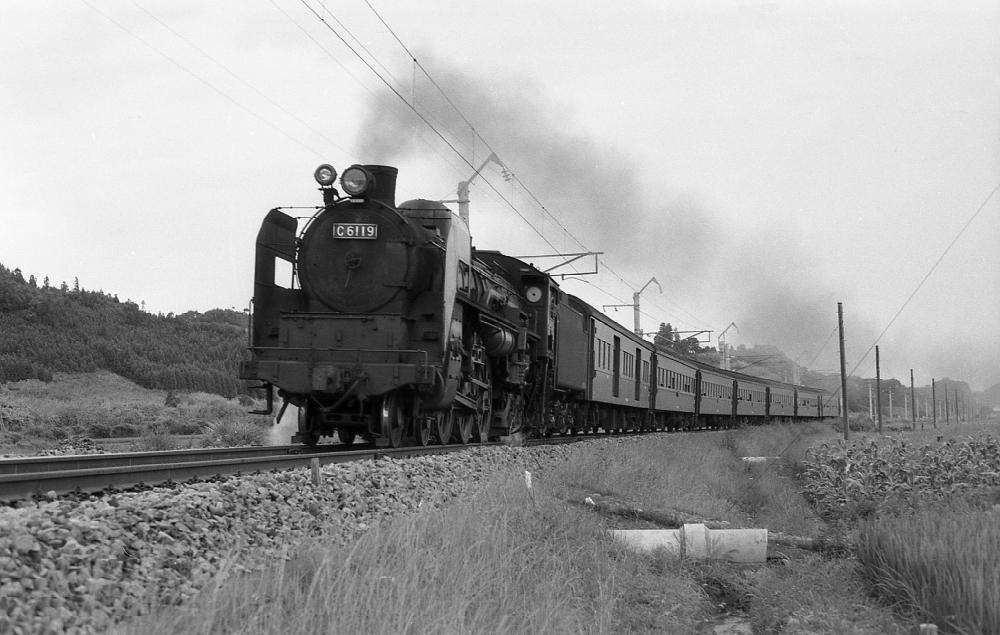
[1,442,582,635]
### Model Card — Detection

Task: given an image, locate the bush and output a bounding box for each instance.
[153,415,203,436]
[135,426,178,452]
[201,419,265,447]
[181,393,246,422]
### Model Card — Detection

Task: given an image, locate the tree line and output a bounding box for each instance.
[0,263,250,397]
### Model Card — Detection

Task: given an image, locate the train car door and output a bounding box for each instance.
[634,347,642,402]
[732,379,739,420]
[613,336,621,398]
[649,353,658,411]
[587,318,596,399]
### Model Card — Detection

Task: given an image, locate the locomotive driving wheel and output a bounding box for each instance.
[415,416,432,446]
[453,411,473,444]
[433,410,454,445]
[380,392,408,449]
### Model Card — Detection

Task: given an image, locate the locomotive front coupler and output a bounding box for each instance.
[313,373,369,415]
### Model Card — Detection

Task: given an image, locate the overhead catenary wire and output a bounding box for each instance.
[844,180,1000,383]
[80,0,330,160]
[129,0,355,162]
[351,0,716,332]
[296,0,565,256]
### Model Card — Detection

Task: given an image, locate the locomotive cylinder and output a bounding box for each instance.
[481,325,517,357]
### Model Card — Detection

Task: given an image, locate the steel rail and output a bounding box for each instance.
[0,432,594,503]
[0,442,501,503]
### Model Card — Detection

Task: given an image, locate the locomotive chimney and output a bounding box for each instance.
[365,165,398,208]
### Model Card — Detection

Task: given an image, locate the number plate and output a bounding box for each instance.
[333,223,377,239]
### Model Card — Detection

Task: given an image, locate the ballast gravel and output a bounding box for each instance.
[0,442,586,635]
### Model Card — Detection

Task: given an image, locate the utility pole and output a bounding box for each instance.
[838,302,849,441]
[450,153,506,227]
[868,382,874,421]
[632,277,662,337]
[889,389,893,420]
[932,379,937,428]
[875,347,883,433]
[945,386,950,424]
[719,322,739,371]
[955,389,960,423]
[911,369,917,430]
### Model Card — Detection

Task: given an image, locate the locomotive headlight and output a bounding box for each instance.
[341,165,373,196]
[314,164,337,186]
[525,286,543,303]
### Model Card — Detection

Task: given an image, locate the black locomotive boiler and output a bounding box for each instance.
[241,163,838,448]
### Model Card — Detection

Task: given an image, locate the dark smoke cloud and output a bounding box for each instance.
[354,55,977,386]
[356,52,714,278]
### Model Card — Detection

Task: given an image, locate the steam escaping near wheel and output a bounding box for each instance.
[268,406,299,447]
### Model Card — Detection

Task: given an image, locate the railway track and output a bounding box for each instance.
[0,437,582,503]
[0,442,488,503]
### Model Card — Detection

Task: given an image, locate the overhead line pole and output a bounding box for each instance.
[932,379,937,428]
[838,302,849,441]
[875,347,882,433]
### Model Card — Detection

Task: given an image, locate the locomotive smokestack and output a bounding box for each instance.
[365,165,398,208]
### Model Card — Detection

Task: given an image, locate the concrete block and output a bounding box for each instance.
[611,524,768,563]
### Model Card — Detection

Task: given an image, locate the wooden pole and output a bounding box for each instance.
[932,379,937,428]
[838,303,849,441]
[875,347,882,432]
[868,382,874,421]
[911,369,917,430]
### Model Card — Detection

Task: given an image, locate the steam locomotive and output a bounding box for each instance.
[239,164,837,447]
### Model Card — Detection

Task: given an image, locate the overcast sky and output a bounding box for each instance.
[2,1,998,390]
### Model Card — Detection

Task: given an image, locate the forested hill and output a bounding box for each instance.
[0,264,248,397]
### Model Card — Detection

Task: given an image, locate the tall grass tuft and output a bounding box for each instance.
[117,475,632,635]
[201,419,265,447]
[857,508,1000,635]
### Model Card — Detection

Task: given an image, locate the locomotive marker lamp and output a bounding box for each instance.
[315,164,339,207]
[341,165,374,197]
[314,164,337,186]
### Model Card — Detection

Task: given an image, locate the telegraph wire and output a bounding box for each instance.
[78,0,328,159]
[348,0,719,334]
[845,180,1000,381]
[130,0,355,161]
[296,0,569,256]
[273,0,471,199]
